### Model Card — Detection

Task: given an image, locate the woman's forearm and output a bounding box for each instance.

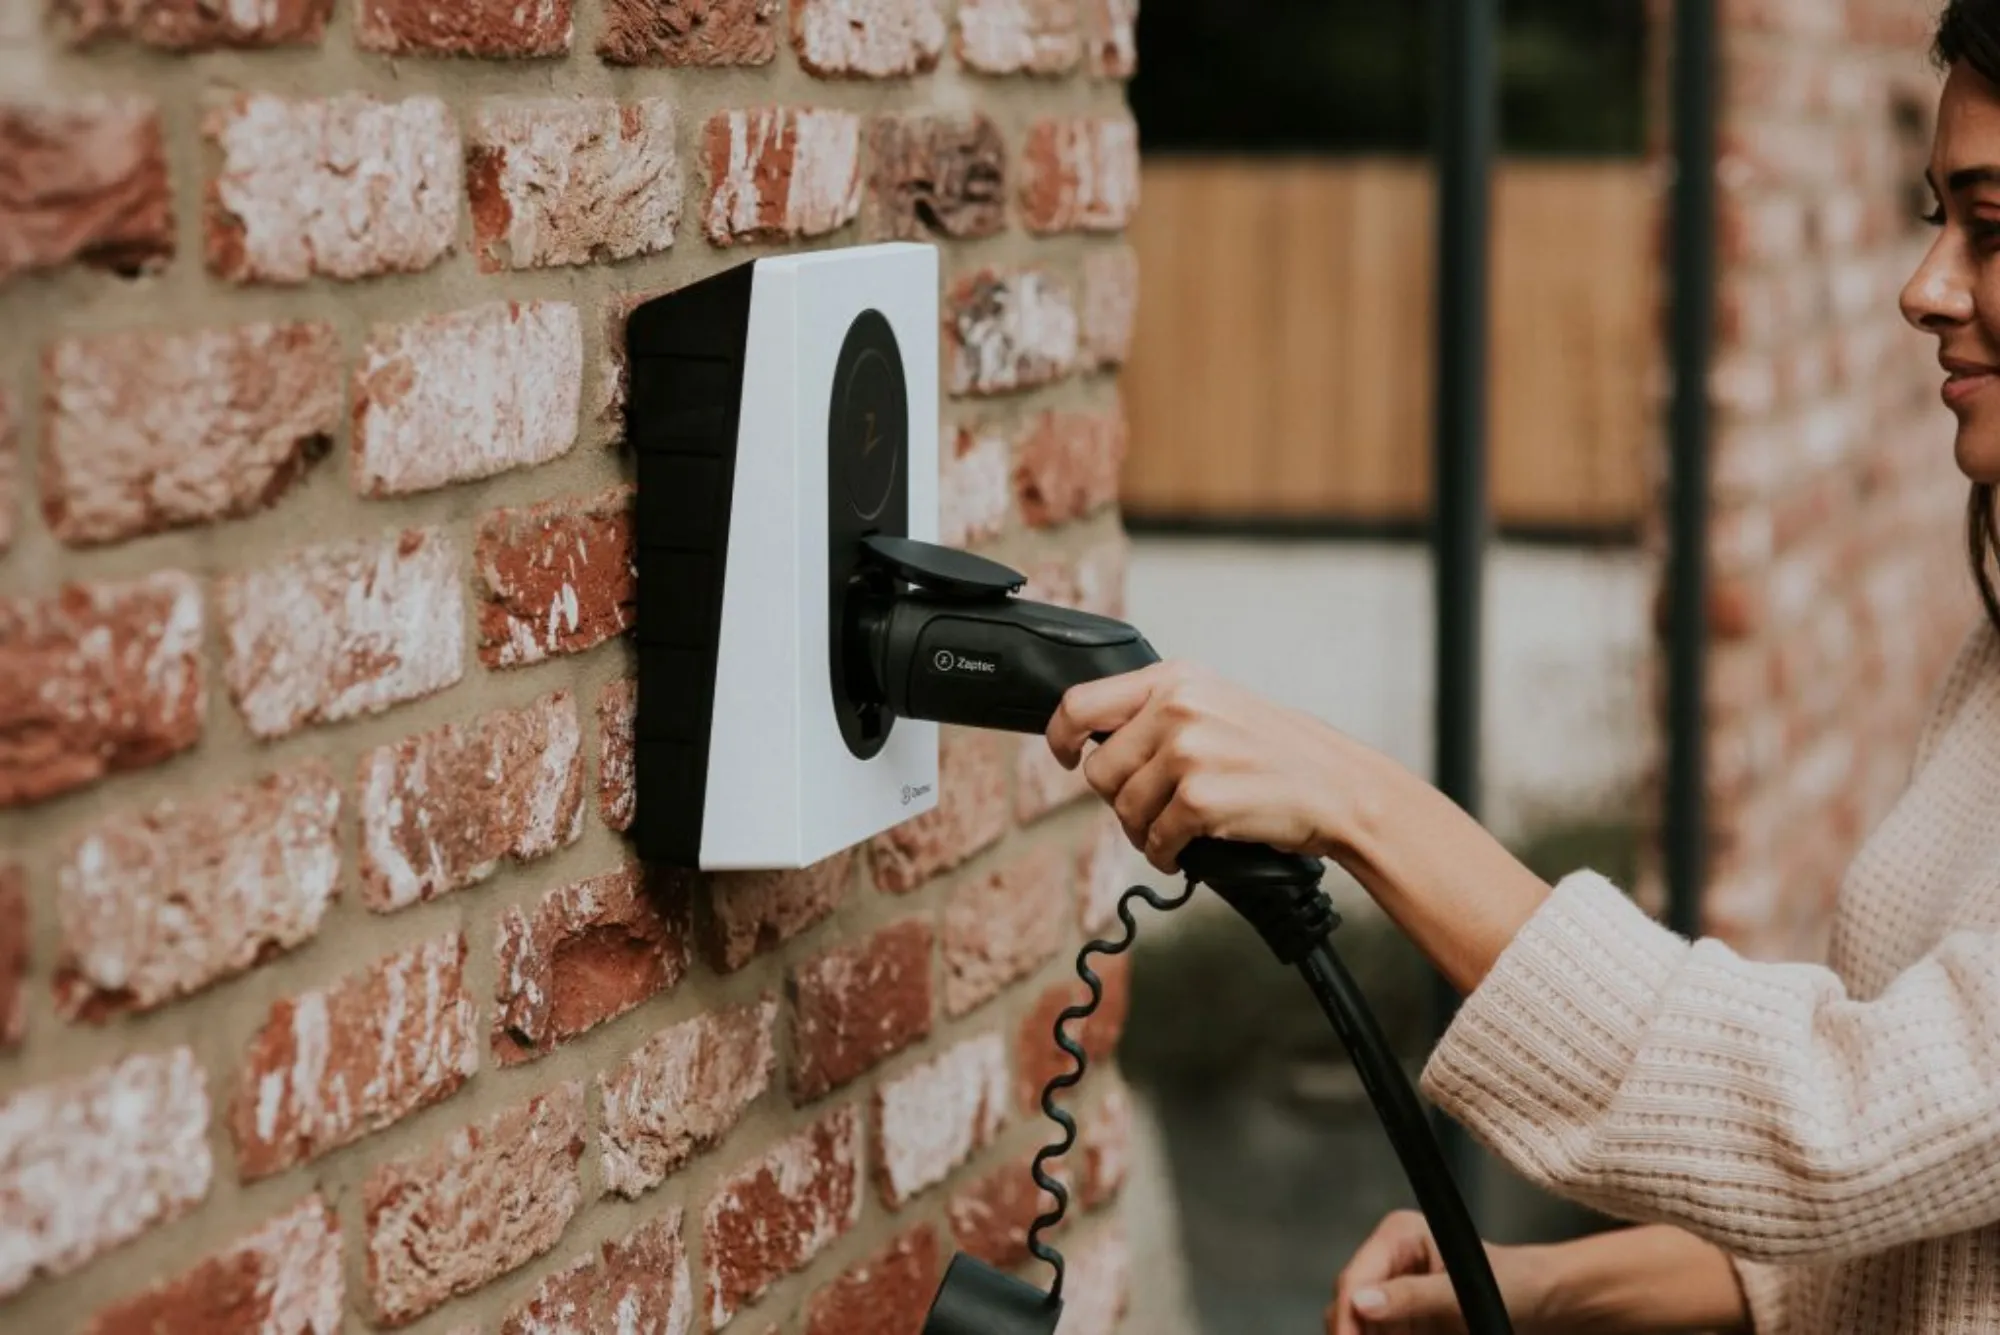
[1327,741,1553,994]
[1527,1225,1752,1334]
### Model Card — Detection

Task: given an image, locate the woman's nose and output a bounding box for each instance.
[1902,233,1976,332]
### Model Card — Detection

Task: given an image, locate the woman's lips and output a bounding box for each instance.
[1944,363,2000,408]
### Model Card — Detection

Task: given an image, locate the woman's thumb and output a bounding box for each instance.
[1351,1272,1462,1323]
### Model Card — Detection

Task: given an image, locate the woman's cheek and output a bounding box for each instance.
[1963,275,2000,484]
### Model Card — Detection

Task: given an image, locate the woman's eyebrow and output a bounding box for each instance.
[1948,165,2000,190]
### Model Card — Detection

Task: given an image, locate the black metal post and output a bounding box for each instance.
[1429,0,1498,1207]
[1665,0,1719,941]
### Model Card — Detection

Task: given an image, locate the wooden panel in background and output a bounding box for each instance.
[1122,157,1661,532]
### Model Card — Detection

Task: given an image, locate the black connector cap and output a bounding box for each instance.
[922,1254,1062,1335]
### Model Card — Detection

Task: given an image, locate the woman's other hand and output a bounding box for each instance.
[1330,1212,1755,1335]
[1046,660,1381,875]
[1329,1210,1552,1335]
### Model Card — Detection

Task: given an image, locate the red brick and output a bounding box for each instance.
[1078,1075,1132,1210]
[1721,0,1843,37]
[1716,194,1809,271]
[230,934,479,1181]
[1020,117,1139,233]
[54,763,341,1021]
[1079,243,1139,369]
[358,691,583,912]
[1078,534,1129,617]
[947,1153,1063,1269]
[805,1224,943,1335]
[0,389,14,553]
[358,0,570,55]
[1024,555,1088,611]
[702,850,857,971]
[54,0,329,47]
[218,528,463,740]
[205,93,458,284]
[955,0,1080,74]
[599,676,638,831]
[789,918,934,1102]
[353,301,583,497]
[365,1083,586,1325]
[0,866,22,1048]
[1060,1222,1132,1335]
[943,844,1071,1017]
[0,571,204,807]
[1083,0,1135,77]
[494,863,692,1065]
[1710,356,1782,428]
[704,1106,864,1328]
[864,113,1007,241]
[1717,121,1835,197]
[0,96,173,282]
[701,107,863,245]
[1016,735,1091,822]
[1708,575,1765,640]
[501,1211,693,1335]
[1022,532,1127,618]
[1077,808,1132,934]
[600,996,777,1198]
[1720,44,1823,118]
[1707,639,1778,722]
[595,287,675,437]
[946,267,1079,396]
[599,0,780,65]
[872,1033,1009,1206]
[870,728,1011,892]
[942,423,1011,548]
[793,0,945,76]
[0,1048,211,1298]
[1015,953,1128,1113]
[475,487,635,668]
[42,322,341,545]
[82,1196,341,1335]
[1013,404,1126,528]
[468,99,681,271]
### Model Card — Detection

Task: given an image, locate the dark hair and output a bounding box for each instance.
[1938,1,2000,638]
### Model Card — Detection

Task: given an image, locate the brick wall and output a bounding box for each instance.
[0,2,1145,1331]
[1656,0,1973,960]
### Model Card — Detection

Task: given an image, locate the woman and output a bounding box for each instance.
[1045,5,2000,1331]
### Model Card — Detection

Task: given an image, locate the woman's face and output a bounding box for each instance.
[1904,60,2000,484]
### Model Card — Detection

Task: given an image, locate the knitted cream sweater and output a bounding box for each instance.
[1422,617,2000,1333]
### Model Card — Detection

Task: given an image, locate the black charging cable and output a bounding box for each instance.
[849,538,1512,1332]
[1025,867,1515,1335]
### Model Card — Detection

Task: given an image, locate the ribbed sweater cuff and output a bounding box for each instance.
[1418,870,1691,1182]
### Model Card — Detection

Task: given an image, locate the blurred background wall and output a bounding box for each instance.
[1668,0,1968,961]
[1108,2,1980,1330]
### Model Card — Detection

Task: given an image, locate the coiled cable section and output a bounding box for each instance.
[1024,877,1197,1300]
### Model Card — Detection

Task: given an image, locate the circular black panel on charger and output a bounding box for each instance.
[834,315,906,521]
[828,309,910,760]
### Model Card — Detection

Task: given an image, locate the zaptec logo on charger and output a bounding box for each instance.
[625,242,941,872]
[931,649,1000,675]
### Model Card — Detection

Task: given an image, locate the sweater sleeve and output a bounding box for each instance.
[1730,1258,1793,1334]
[1419,869,2000,1265]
